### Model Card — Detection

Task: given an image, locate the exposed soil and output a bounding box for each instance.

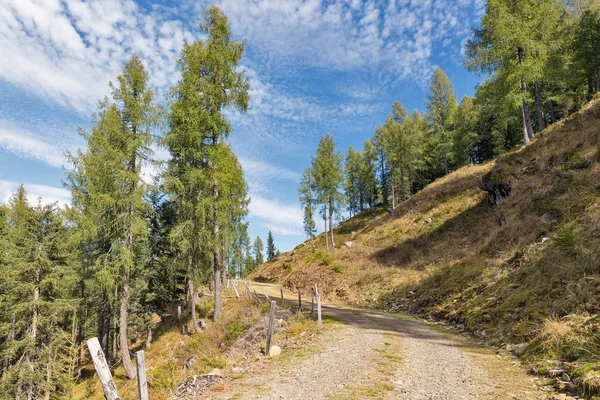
[205,283,550,400]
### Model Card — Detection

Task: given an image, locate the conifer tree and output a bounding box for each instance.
[164,7,249,322]
[312,134,344,249]
[266,231,277,261]
[1,187,78,398]
[299,167,318,249]
[67,55,158,378]
[466,0,562,145]
[426,68,457,176]
[344,146,363,216]
[253,236,264,266]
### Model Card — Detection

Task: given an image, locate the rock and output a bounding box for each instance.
[541,237,550,244]
[344,241,353,248]
[561,372,571,382]
[184,355,197,369]
[477,165,512,207]
[514,343,528,356]
[231,367,243,373]
[204,368,224,378]
[425,218,433,224]
[268,345,281,357]
[539,213,557,224]
[483,313,492,321]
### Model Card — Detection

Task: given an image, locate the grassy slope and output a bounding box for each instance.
[253,97,600,391]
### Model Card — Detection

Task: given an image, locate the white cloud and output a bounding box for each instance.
[0,0,195,112]
[0,180,71,207]
[248,194,303,236]
[0,123,66,168]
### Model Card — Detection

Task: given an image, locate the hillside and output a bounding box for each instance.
[253,96,600,392]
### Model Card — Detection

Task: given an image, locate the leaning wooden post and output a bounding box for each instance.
[280,287,284,302]
[86,337,121,400]
[265,300,276,355]
[135,350,148,400]
[317,293,322,330]
[297,290,302,312]
[232,281,240,299]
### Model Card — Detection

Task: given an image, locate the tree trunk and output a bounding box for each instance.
[324,205,329,250]
[145,323,152,350]
[328,198,335,248]
[213,175,222,321]
[548,100,556,123]
[588,74,594,101]
[188,252,202,333]
[443,150,449,176]
[535,82,545,131]
[380,152,388,207]
[119,275,135,379]
[518,48,534,143]
[221,239,227,289]
[400,165,406,201]
[111,287,118,363]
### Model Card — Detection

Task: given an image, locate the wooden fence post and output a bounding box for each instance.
[266,300,276,355]
[135,350,148,400]
[311,294,315,320]
[232,280,239,299]
[280,287,284,302]
[86,337,121,400]
[177,305,181,319]
[297,290,302,312]
[317,293,322,330]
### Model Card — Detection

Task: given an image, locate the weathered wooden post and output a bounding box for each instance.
[317,293,322,330]
[265,300,276,355]
[232,280,240,299]
[280,287,284,302]
[297,290,302,312]
[311,294,315,320]
[265,288,270,302]
[135,350,148,400]
[177,305,181,319]
[86,337,121,400]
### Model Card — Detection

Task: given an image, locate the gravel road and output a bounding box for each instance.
[208,285,546,400]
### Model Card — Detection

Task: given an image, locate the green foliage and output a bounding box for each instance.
[253,236,264,266]
[266,230,277,262]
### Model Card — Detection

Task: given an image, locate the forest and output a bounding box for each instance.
[299,0,600,248]
[0,0,599,399]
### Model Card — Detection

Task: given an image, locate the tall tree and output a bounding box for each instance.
[426,68,457,176]
[466,0,562,145]
[299,167,317,249]
[67,56,158,378]
[266,231,277,261]
[253,236,264,266]
[165,6,249,322]
[312,134,344,249]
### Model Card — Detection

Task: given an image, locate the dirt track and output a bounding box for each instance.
[207,283,548,399]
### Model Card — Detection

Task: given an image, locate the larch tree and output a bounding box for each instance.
[425,67,457,176]
[164,6,249,322]
[465,0,562,145]
[312,133,344,249]
[360,140,379,209]
[253,236,264,266]
[299,167,317,249]
[344,146,363,216]
[67,55,158,378]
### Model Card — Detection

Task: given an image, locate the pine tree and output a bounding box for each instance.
[164,7,249,322]
[266,231,277,261]
[253,236,264,266]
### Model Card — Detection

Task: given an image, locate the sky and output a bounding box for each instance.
[0,0,485,253]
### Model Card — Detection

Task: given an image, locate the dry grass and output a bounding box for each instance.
[253,99,600,394]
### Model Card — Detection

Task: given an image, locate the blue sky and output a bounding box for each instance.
[0,0,485,253]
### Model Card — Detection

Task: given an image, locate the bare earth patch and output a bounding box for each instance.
[204,289,550,399]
